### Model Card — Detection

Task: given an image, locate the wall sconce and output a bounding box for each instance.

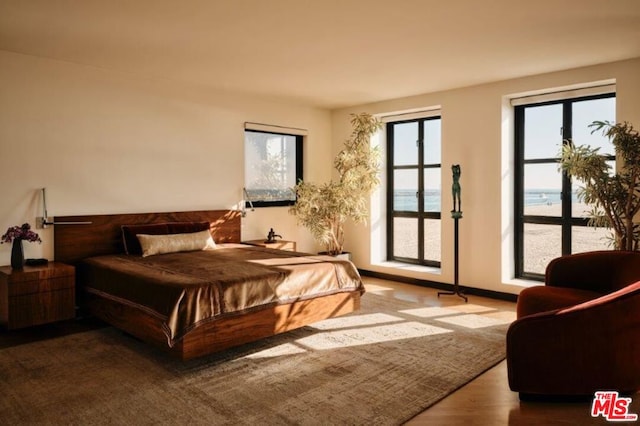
[242,187,255,218]
[36,188,92,228]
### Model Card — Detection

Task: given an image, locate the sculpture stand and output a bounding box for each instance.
[438,211,468,302]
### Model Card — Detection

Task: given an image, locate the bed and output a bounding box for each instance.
[54,210,363,360]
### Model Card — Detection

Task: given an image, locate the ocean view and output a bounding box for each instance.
[393,189,577,211]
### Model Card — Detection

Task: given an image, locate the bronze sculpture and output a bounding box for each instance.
[451,164,462,218]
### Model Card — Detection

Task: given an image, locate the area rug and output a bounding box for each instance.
[0,291,512,425]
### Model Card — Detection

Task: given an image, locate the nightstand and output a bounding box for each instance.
[243,239,297,252]
[0,262,76,330]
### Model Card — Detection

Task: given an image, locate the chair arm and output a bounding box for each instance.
[545,250,640,293]
[507,281,640,395]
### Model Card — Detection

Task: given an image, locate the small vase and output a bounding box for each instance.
[11,238,24,269]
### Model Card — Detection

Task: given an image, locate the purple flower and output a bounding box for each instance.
[1,223,42,244]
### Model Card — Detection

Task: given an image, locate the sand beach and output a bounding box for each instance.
[392,201,612,275]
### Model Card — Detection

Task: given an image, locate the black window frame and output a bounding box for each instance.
[386,116,442,267]
[514,92,616,280]
[244,130,303,208]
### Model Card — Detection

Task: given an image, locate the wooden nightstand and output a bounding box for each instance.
[243,239,297,252]
[0,262,76,330]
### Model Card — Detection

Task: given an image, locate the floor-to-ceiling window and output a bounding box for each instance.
[514,92,616,279]
[387,115,442,267]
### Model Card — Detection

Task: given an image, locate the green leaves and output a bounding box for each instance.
[561,121,640,250]
[289,113,383,255]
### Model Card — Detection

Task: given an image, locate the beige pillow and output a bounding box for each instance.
[136,230,216,257]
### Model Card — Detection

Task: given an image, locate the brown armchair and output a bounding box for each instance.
[507,250,640,398]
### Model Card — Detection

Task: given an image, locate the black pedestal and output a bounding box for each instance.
[438,214,467,302]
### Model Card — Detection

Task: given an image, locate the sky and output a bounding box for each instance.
[524,96,615,190]
[391,97,615,192]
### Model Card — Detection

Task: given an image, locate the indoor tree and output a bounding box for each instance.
[560,120,640,251]
[289,113,383,255]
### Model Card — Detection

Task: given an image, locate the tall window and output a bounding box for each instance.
[387,116,442,267]
[244,130,303,207]
[514,93,615,279]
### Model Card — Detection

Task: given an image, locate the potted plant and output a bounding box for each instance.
[289,113,383,256]
[560,120,640,251]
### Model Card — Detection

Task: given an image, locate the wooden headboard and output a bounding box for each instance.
[54,209,241,265]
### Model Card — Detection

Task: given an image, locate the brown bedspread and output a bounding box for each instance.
[79,244,364,346]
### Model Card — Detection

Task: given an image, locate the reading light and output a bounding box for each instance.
[242,187,255,217]
[36,188,92,228]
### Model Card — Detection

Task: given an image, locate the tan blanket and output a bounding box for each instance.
[79,245,364,346]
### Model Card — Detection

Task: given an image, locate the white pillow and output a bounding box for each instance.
[136,230,216,257]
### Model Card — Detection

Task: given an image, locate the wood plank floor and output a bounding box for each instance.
[361,276,640,425]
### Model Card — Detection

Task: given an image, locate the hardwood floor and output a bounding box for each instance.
[361,277,640,425]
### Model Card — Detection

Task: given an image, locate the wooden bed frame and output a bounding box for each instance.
[54,210,361,360]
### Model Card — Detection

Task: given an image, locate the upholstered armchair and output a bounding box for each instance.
[507,250,640,398]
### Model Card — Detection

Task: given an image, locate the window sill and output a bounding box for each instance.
[502,277,542,288]
[371,260,442,276]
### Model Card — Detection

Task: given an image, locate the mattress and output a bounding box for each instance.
[79,244,364,345]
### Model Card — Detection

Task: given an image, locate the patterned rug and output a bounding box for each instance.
[0,291,512,425]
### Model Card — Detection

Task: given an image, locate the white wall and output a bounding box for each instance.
[0,51,332,264]
[3,50,638,296]
[333,58,640,295]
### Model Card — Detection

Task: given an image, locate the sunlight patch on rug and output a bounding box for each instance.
[309,312,403,330]
[448,303,497,314]
[400,306,460,318]
[296,321,452,350]
[435,313,513,329]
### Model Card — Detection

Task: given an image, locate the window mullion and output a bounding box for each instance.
[514,106,525,277]
[561,101,573,255]
[417,121,425,263]
[386,122,395,260]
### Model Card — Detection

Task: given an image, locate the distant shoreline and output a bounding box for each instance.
[393,189,580,211]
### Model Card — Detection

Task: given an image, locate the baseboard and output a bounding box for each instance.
[358,269,518,302]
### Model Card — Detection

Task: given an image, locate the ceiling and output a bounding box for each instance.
[1,0,639,109]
